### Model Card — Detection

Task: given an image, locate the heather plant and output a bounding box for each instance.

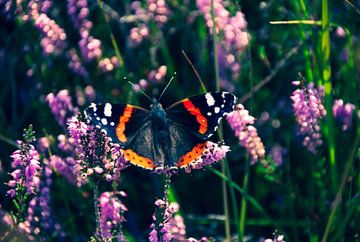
[1,0,359,241]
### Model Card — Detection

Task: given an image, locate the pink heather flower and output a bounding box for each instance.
[33,13,67,56]
[49,155,78,185]
[67,116,128,185]
[98,56,120,73]
[85,85,96,102]
[149,200,179,242]
[37,137,50,152]
[148,65,168,84]
[226,104,266,163]
[67,0,102,62]
[291,82,326,154]
[46,89,78,127]
[197,0,249,80]
[269,144,286,166]
[185,141,230,173]
[22,164,65,239]
[99,191,127,240]
[7,141,42,197]
[128,24,150,47]
[332,99,355,131]
[67,49,89,77]
[148,0,171,27]
[335,27,346,37]
[79,36,102,61]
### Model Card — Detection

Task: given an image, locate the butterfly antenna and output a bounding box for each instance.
[158,72,176,102]
[126,77,152,102]
[181,50,207,93]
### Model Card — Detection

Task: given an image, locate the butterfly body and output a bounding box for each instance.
[85,92,236,172]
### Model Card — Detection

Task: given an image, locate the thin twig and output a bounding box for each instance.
[344,0,360,16]
[239,43,301,103]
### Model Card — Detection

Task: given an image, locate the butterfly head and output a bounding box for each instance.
[150,98,163,109]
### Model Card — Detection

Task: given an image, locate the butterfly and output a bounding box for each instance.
[85,92,236,172]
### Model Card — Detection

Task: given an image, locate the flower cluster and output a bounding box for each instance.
[269,144,286,167]
[149,200,182,242]
[7,140,41,198]
[291,82,326,154]
[128,24,150,47]
[98,56,120,73]
[197,0,249,80]
[226,104,266,163]
[20,164,65,240]
[25,0,67,56]
[46,89,78,127]
[148,65,168,84]
[49,155,78,185]
[33,14,67,56]
[67,0,102,62]
[67,116,129,185]
[67,49,89,77]
[98,191,127,240]
[185,141,230,173]
[332,99,355,131]
[148,0,171,27]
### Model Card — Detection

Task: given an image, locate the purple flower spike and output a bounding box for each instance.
[226,104,266,163]
[7,141,42,198]
[333,99,355,131]
[46,89,78,127]
[291,82,326,153]
[99,191,127,240]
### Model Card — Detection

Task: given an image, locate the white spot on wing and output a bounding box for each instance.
[221,104,225,108]
[207,112,212,116]
[110,122,115,126]
[205,93,215,106]
[101,118,108,125]
[90,103,97,112]
[104,103,112,117]
[96,117,100,121]
[214,107,220,113]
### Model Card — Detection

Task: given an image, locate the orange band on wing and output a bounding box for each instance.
[116,105,134,142]
[177,142,207,167]
[121,149,155,169]
[182,99,208,134]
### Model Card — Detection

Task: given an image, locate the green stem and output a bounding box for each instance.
[210,0,231,239]
[321,0,337,193]
[321,128,360,242]
[98,0,124,68]
[239,158,250,240]
[94,181,104,240]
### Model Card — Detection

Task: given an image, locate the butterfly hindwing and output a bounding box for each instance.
[166,92,236,139]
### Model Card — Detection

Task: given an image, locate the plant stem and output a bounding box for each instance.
[321,128,360,242]
[98,0,124,68]
[239,158,250,240]
[94,181,104,240]
[210,0,231,240]
[321,0,337,193]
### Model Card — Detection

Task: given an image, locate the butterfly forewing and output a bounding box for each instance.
[166,92,236,139]
[85,103,149,146]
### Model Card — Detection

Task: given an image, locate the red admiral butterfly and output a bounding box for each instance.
[85,92,236,172]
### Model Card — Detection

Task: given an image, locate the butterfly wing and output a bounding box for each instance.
[85,103,157,169]
[166,92,236,140]
[167,120,208,168]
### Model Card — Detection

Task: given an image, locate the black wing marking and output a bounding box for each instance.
[166,92,236,139]
[84,103,149,147]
